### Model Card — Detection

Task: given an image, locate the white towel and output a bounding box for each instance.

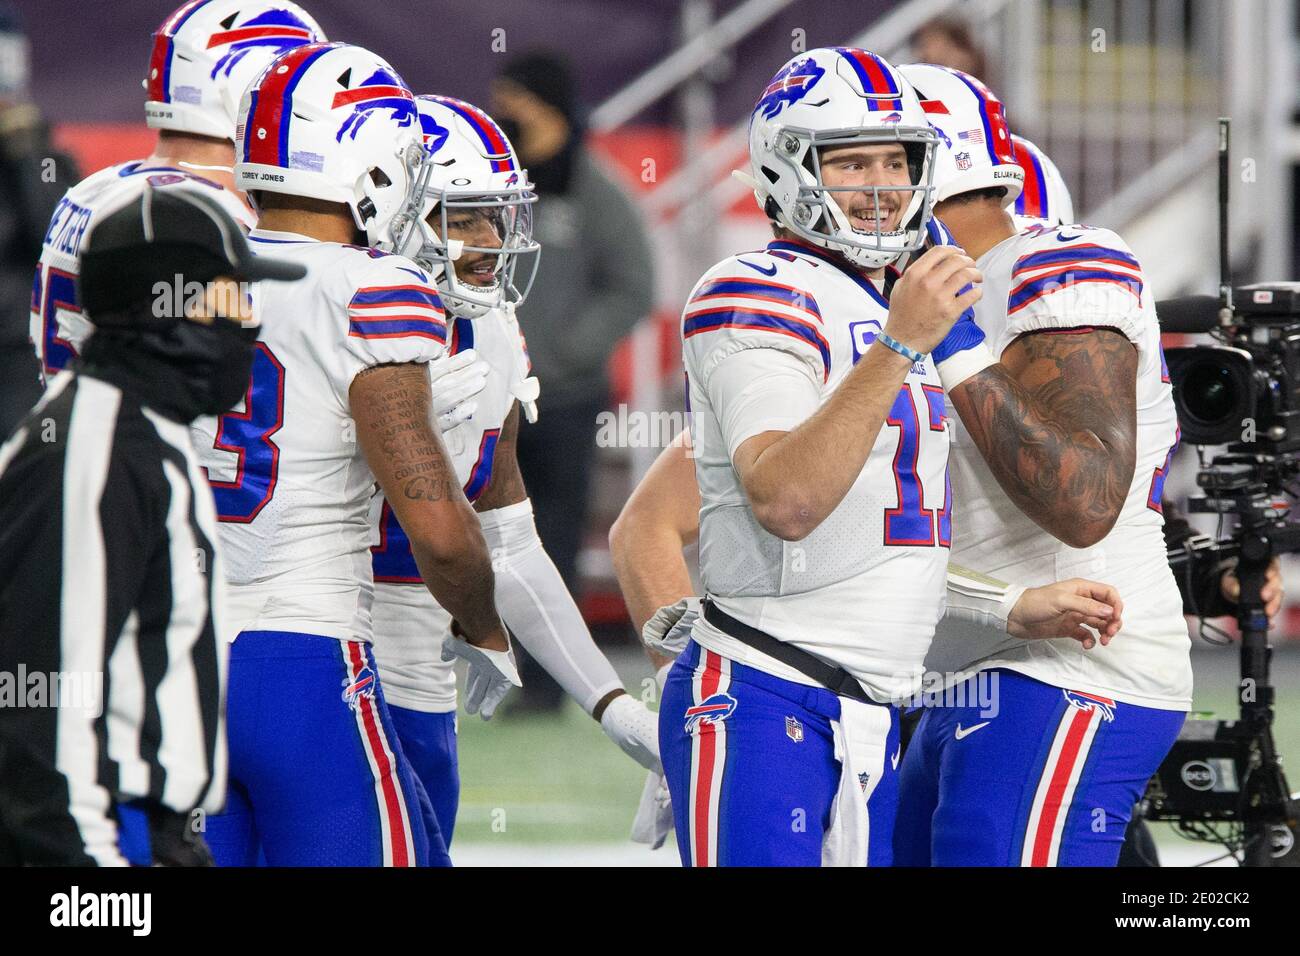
[822,697,893,867]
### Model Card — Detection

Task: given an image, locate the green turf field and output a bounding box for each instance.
[451,644,1300,863]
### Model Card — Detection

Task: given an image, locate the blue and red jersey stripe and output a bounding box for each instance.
[692,276,822,321]
[683,306,831,380]
[1012,244,1140,278]
[1007,267,1144,316]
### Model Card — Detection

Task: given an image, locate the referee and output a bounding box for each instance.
[0,184,302,865]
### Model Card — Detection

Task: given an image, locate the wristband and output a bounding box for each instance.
[877,332,925,364]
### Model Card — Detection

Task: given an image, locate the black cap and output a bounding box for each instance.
[499,51,577,124]
[78,183,304,325]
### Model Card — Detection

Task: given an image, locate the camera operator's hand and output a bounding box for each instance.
[1221,557,1284,621]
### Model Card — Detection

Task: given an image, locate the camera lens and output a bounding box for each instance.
[1182,362,1238,426]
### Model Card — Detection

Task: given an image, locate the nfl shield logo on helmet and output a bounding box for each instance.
[955,151,972,171]
[785,715,804,743]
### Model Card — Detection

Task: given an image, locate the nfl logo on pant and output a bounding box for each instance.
[785,715,804,743]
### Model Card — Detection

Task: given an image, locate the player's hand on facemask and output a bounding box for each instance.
[428,348,489,433]
[1007,578,1123,648]
[442,623,522,720]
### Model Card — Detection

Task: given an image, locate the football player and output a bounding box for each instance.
[192,44,516,867]
[612,55,1127,862]
[654,46,1108,868]
[890,63,1188,866]
[369,95,660,849]
[31,0,325,380]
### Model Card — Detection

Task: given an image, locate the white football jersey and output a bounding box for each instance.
[926,222,1191,709]
[683,237,952,703]
[367,306,531,712]
[190,228,447,642]
[30,160,255,379]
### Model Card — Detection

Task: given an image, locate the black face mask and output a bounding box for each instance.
[80,318,259,422]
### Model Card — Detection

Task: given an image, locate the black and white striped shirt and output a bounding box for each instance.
[0,371,227,865]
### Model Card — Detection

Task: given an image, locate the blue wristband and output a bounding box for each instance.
[877,332,925,364]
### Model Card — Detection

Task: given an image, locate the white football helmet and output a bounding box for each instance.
[747,47,938,269]
[386,96,540,319]
[1011,133,1075,229]
[897,64,1023,207]
[144,0,325,141]
[235,43,423,248]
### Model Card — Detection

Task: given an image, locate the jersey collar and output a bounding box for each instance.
[247,228,316,244]
[767,238,890,309]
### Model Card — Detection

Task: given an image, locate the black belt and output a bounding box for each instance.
[702,598,874,705]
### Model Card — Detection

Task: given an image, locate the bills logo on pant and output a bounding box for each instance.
[1062,689,1116,722]
[684,692,738,733]
[342,664,377,712]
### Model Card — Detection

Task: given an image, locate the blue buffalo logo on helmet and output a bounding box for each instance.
[334,66,417,142]
[206,7,317,83]
[684,692,738,733]
[418,110,452,155]
[754,56,825,120]
[1062,689,1116,722]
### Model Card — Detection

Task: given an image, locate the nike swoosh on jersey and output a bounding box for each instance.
[738,259,778,276]
[890,746,901,769]
[1056,232,1082,241]
[954,721,990,740]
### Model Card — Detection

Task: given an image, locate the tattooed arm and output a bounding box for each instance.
[473,401,526,513]
[948,328,1138,549]
[350,362,508,650]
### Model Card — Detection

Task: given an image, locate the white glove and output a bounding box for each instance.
[631,769,673,849]
[441,633,522,720]
[428,348,489,433]
[631,663,673,849]
[600,693,661,773]
[501,301,540,423]
[641,597,701,658]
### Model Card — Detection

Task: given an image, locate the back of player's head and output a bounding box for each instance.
[235,42,422,249]
[144,0,325,141]
[385,95,539,319]
[746,47,938,270]
[1011,134,1075,229]
[897,63,1023,209]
